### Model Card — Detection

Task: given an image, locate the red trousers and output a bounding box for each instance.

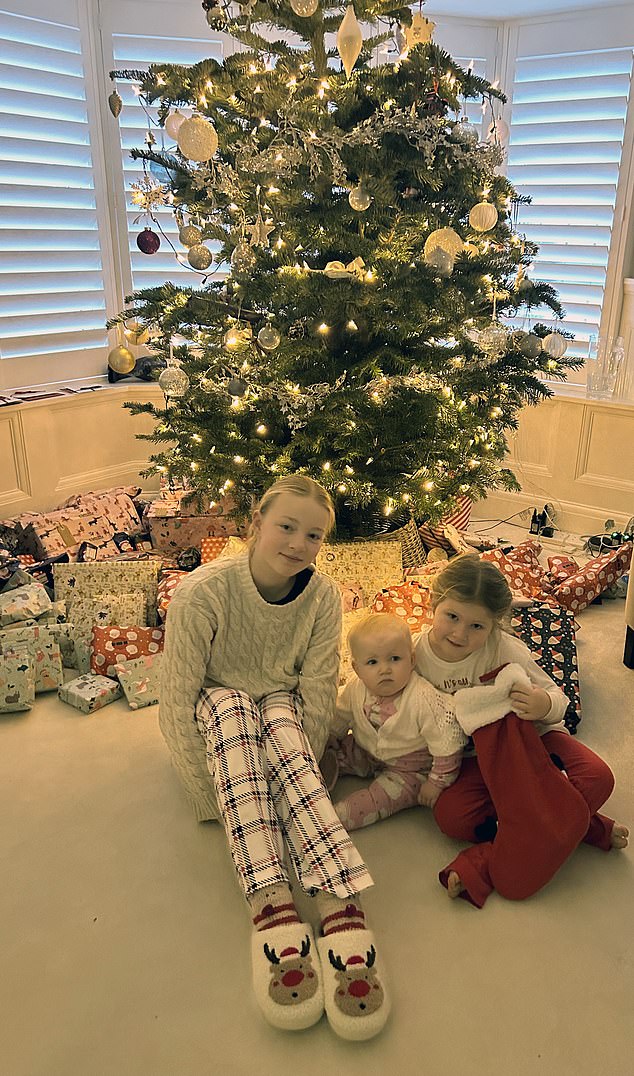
[434,723,615,908]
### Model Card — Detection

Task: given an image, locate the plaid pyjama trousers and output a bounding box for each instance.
[195,687,373,900]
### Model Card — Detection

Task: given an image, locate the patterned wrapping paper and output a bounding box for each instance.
[53,561,161,627]
[481,542,555,601]
[0,651,35,712]
[316,540,404,601]
[510,604,581,733]
[371,581,434,631]
[18,510,116,561]
[58,674,122,714]
[157,570,188,622]
[199,536,229,564]
[0,624,63,692]
[45,622,78,669]
[145,493,247,552]
[550,543,632,613]
[0,582,52,627]
[68,593,146,674]
[115,652,162,710]
[418,495,473,551]
[90,625,165,678]
[58,488,144,537]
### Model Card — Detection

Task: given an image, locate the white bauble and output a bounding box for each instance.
[424,227,464,259]
[164,110,186,140]
[469,202,498,232]
[230,241,257,274]
[179,224,202,248]
[542,332,568,359]
[177,115,218,162]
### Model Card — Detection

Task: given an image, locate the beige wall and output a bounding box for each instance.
[1,386,633,533]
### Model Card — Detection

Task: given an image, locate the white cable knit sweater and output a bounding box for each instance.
[159,554,342,821]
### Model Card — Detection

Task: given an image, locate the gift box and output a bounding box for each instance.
[68,592,146,674]
[510,604,581,733]
[371,580,434,631]
[46,622,78,668]
[0,624,63,692]
[0,582,52,627]
[550,543,632,613]
[418,495,473,552]
[157,570,188,622]
[17,509,116,561]
[58,487,143,537]
[316,540,403,601]
[200,536,229,564]
[144,494,246,554]
[0,651,35,712]
[58,674,122,714]
[115,652,162,710]
[90,625,165,678]
[53,561,161,627]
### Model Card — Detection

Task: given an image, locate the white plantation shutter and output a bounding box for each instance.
[111,33,225,293]
[0,7,109,390]
[454,56,488,134]
[506,47,634,373]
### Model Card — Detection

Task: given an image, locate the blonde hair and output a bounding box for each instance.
[347,612,412,656]
[430,552,513,624]
[247,474,336,547]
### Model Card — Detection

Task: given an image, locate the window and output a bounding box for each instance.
[506,46,634,375]
[0,6,108,390]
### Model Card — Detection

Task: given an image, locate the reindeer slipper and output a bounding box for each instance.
[317,930,390,1041]
[251,922,324,1031]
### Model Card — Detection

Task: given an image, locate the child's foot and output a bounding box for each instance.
[446,870,465,899]
[611,823,629,849]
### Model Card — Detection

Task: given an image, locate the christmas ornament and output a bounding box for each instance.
[158,366,190,396]
[108,90,122,118]
[424,247,454,277]
[227,377,248,397]
[124,322,150,346]
[452,118,479,145]
[164,110,186,140]
[288,319,306,339]
[542,332,568,359]
[134,357,161,381]
[519,334,542,359]
[149,158,171,184]
[257,324,281,351]
[404,13,435,49]
[487,116,510,145]
[130,175,169,214]
[136,227,161,254]
[247,213,274,247]
[478,322,507,358]
[187,244,213,270]
[230,240,257,273]
[348,182,372,212]
[337,5,363,79]
[424,227,464,259]
[290,0,319,15]
[203,3,228,29]
[421,90,448,117]
[177,546,202,571]
[107,344,135,374]
[463,241,479,257]
[177,115,218,162]
[469,202,498,232]
[224,325,252,350]
[179,224,203,247]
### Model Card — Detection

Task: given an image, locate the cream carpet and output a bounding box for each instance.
[1,551,632,1076]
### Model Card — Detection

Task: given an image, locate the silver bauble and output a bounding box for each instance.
[542,332,568,359]
[230,241,257,274]
[478,323,507,357]
[348,183,372,212]
[179,225,202,247]
[257,324,281,351]
[453,118,479,145]
[187,244,213,270]
[158,366,190,397]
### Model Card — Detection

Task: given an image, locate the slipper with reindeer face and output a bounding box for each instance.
[317,929,390,1041]
[251,922,324,1031]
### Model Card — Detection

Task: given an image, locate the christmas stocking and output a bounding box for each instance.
[440,664,590,908]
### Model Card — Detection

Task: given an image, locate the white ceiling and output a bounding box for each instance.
[426,0,621,18]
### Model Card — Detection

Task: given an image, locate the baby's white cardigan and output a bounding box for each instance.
[159,555,342,821]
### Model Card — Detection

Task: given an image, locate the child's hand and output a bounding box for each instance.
[418,780,441,808]
[509,684,552,721]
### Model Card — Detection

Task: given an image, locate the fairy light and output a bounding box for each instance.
[190,462,199,471]
[248,63,258,74]
[344,465,354,475]
[423,480,435,491]
[346,320,358,332]
[337,484,348,493]
[206,80,214,91]
[317,323,329,334]
[256,423,268,435]
[322,461,331,471]
[233,455,245,464]
[191,434,202,443]
[267,184,280,194]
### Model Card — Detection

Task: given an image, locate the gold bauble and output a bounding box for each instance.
[424,227,464,259]
[108,344,135,374]
[468,202,498,232]
[179,224,203,247]
[124,322,149,346]
[290,0,319,14]
[177,115,218,162]
[337,4,363,79]
[348,183,372,212]
[187,244,213,270]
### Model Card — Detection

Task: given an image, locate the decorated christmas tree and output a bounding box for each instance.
[107,0,580,536]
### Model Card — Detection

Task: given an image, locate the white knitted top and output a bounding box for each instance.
[159,554,342,821]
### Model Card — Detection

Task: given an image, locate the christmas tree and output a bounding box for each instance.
[108,0,581,536]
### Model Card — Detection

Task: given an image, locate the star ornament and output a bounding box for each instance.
[247,212,275,247]
[404,14,435,50]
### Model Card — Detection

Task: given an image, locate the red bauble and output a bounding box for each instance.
[136,227,161,255]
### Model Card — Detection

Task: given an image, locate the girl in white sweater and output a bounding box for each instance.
[159,476,388,1041]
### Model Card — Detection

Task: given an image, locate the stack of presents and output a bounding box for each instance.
[0,485,631,732]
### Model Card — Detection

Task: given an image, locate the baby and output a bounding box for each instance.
[329,613,467,831]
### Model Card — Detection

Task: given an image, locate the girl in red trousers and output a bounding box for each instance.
[413,553,628,908]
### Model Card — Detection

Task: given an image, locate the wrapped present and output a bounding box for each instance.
[551,543,632,613]
[17,509,115,561]
[316,540,403,601]
[0,624,63,692]
[0,651,35,712]
[53,561,161,627]
[200,536,229,564]
[0,582,52,627]
[46,622,78,669]
[58,674,122,714]
[90,625,165,678]
[144,493,246,553]
[69,592,146,673]
[115,652,163,710]
[481,542,554,601]
[371,580,434,632]
[157,570,188,622]
[58,487,143,537]
[339,583,367,612]
[510,604,581,733]
[418,495,473,551]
